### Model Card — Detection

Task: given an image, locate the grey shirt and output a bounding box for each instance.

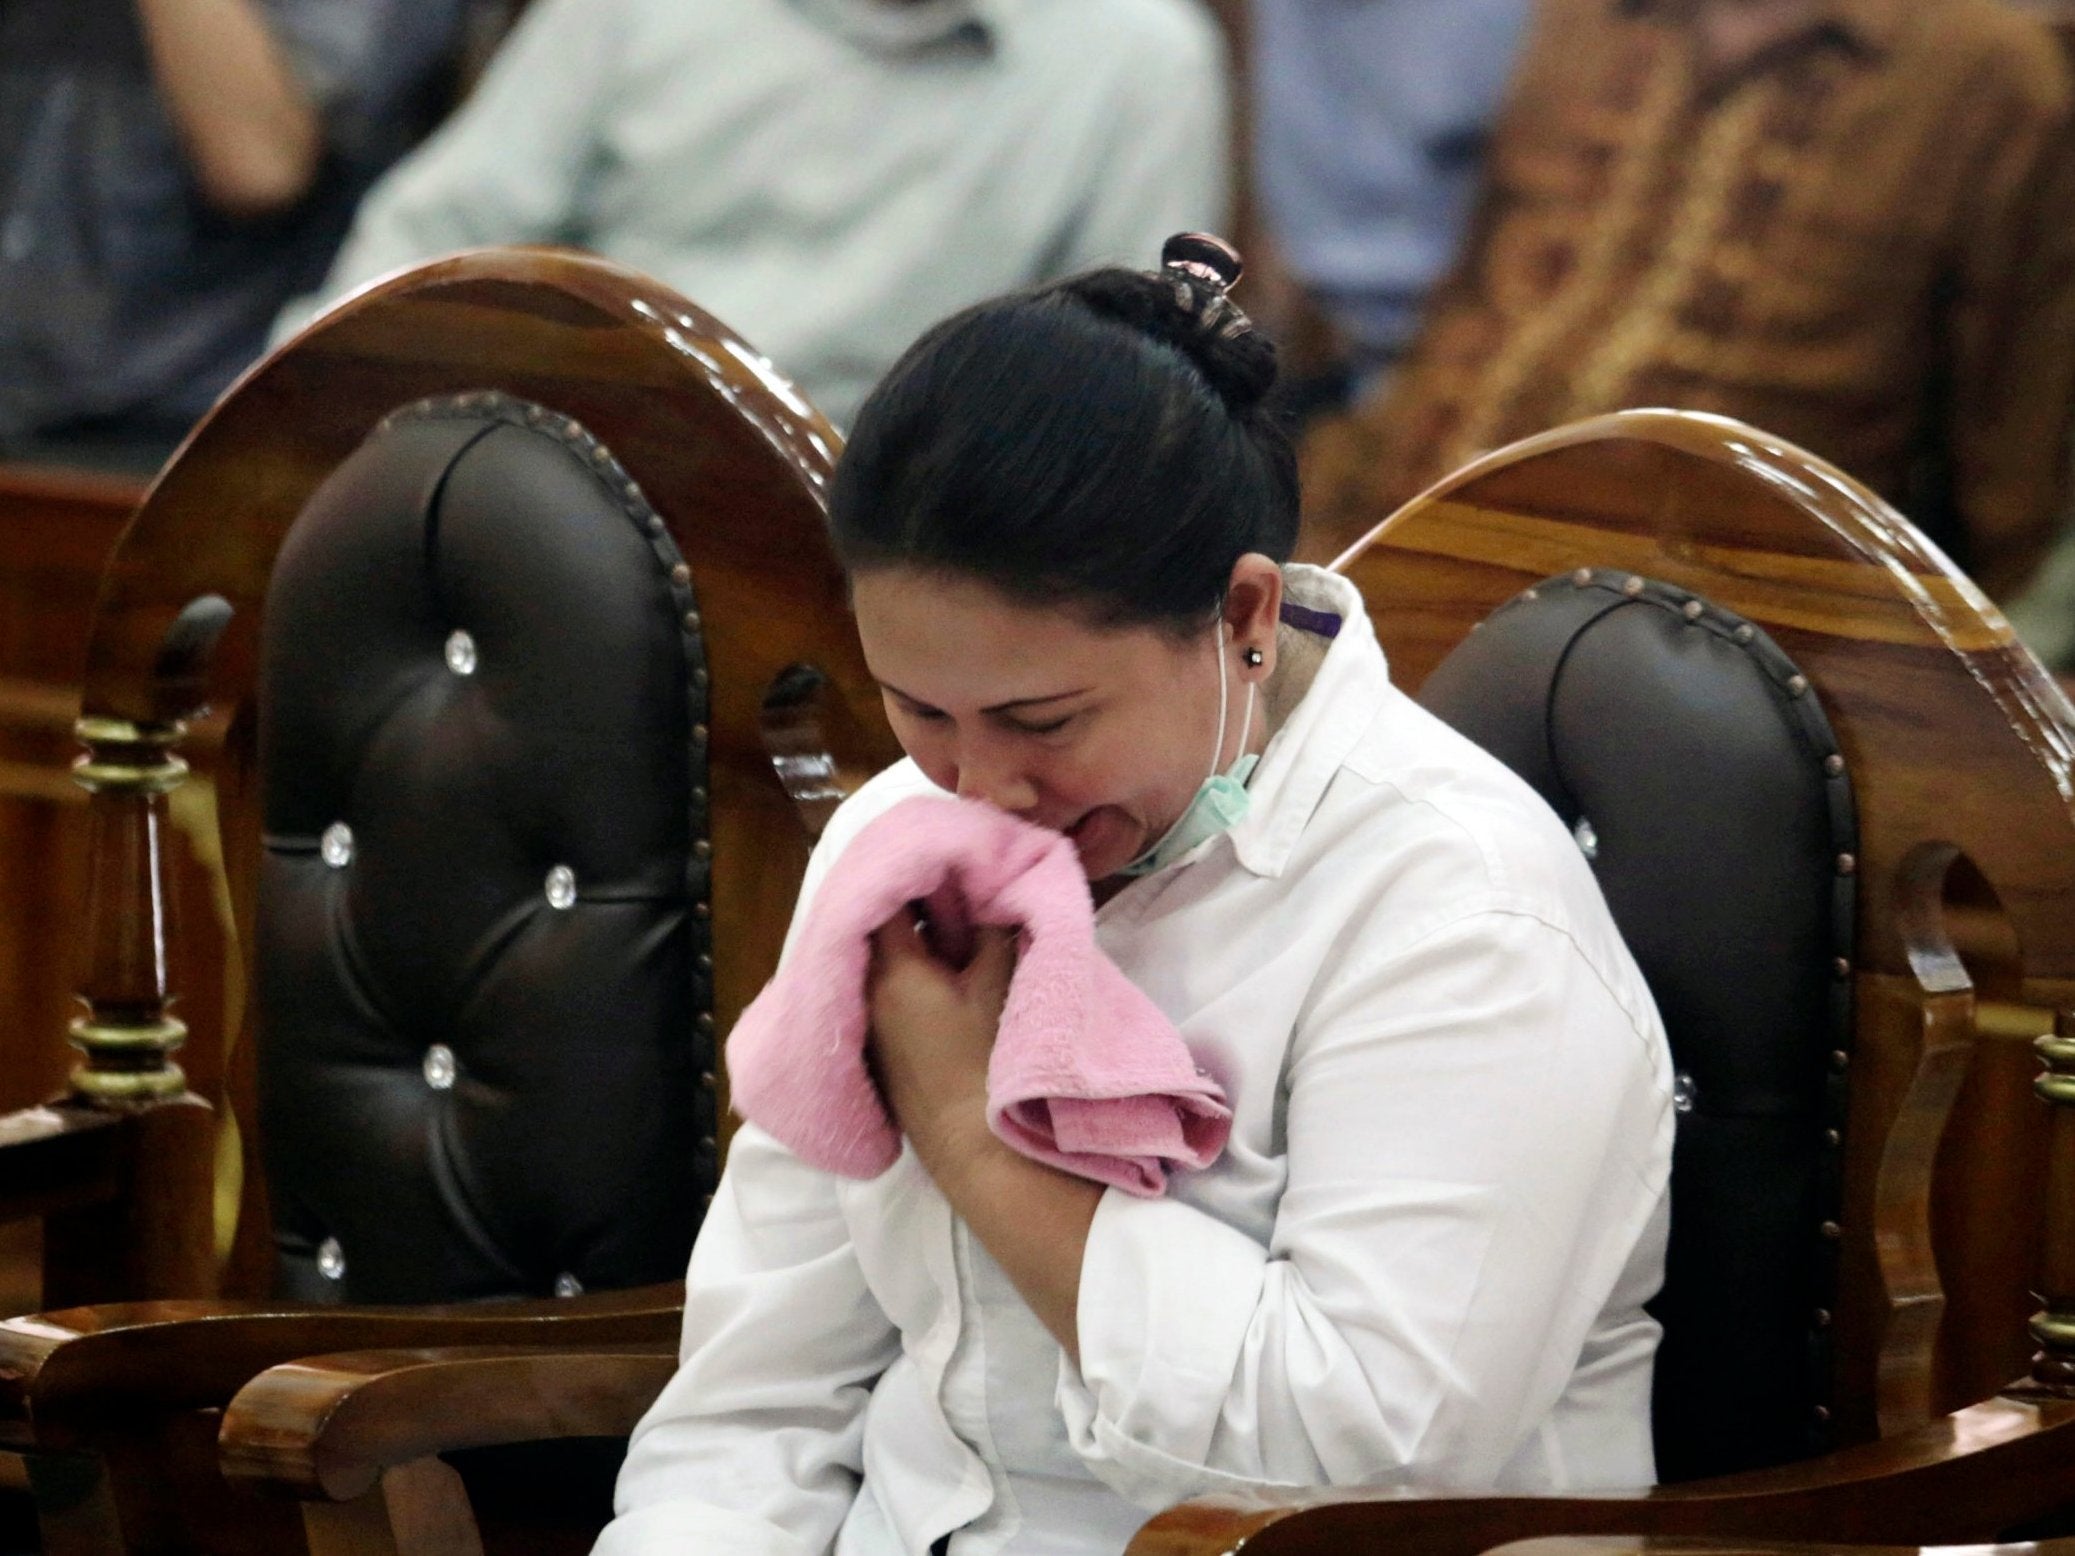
[278,0,1230,427]
[0,0,465,441]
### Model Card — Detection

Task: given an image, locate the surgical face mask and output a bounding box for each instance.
[1119,623,1257,878]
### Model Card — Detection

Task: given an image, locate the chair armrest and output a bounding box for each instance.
[1125,1394,2075,1556]
[1488,1541,1986,1556]
[0,1106,128,1224]
[218,1342,679,1502]
[0,1281,684,1451]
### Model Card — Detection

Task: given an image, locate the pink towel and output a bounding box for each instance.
[727,795,1231,1196]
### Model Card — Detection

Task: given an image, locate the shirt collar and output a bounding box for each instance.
[1618,0,1899,57]
[1222,566,1391,881]
[790,0,999,53]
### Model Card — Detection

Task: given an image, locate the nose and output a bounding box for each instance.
[953,736,1039,814]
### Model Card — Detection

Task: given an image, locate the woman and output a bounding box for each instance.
[597,240,1673,1556]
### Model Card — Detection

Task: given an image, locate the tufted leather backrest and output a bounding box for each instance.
[1416,570,1857,1483]
[256,394,716,1304]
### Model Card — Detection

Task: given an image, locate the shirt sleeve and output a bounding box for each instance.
[598,775,925,1555]
[599,1127,900,1556]
[1946,52,2075,599]
[1054,908,1672,1507]
[271,0,624,340]
[1052,11,1233,272]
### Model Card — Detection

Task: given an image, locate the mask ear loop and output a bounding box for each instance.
[1208,622,1257,781]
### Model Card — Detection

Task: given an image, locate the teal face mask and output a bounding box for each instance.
[1120,626,1258,878]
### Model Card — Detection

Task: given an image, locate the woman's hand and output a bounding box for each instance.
[867,908,1017,1174]
[867,907,1099,1362]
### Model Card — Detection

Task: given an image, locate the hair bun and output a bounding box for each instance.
[1063,253,1280,417]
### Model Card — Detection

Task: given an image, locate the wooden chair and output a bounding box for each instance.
[1127,411,2075,1551]
[191,412,2075,1556]
[0,248,898,1555]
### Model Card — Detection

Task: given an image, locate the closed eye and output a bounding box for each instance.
[1004,712,1077,736]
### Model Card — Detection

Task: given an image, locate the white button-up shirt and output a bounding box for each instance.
[599,567,1675,1556]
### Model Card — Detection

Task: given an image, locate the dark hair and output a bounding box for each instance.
[827,266,1300,631]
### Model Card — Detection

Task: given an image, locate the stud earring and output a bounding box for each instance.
[1242,647,1264,668]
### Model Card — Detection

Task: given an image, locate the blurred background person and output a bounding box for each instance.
[276,0,1230,429]
[0,0,469,470]
[1245,0,1530,414]
[1300,0,2075,599]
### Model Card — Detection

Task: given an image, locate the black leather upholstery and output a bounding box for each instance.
[257,394,716,1304]
[1417,570,1856,1483]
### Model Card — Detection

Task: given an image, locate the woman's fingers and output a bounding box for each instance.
[965,925,1019,1006]
[870,903,931,969]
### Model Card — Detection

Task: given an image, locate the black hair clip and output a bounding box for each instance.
[1160,232,1251,340]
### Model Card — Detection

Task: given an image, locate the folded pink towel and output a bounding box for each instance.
[727,794,1231,1196]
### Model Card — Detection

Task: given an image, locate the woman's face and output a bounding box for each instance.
[851,564,1272,880]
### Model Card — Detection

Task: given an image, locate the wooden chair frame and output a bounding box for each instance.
[0,248,900,1555]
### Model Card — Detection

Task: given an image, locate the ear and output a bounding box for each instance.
[1221,554,1284,680]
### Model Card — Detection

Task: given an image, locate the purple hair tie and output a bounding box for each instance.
[1279,601,1343,639]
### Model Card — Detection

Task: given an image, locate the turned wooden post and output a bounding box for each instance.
[35,713,217,1303]
[69,716,194,1102]
[2027,1008,2075,1393]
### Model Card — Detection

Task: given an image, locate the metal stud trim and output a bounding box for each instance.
[1489,568,1860,1453]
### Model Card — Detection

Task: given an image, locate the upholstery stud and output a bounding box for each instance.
[1621,576,1644,598]
[423,1044,457,1091]
[443,629,478,677]
[1824,754,1845,777]
[671,563,691,586]
[697,1013,714,1033]
[545,865,578,910]
[647,514,665,535]
[1682,600,1704,621]
[1572,816,1600,859]
[1824,1128,1843,1147]
[1672,1072,1698,1114]
[1833,957,1852,979]
[697,953,713,972]
[693,724,708,744]
[1836,852,1857,877]
[554,1272,584,1298]
[1733,624,1756,644]
[700,1071,717,1092]
[700,1135,717,1153]
[320,822,354,868]
[684,611,702,631]
[1820,1220,1842,1240]
[1830,1050,1850,1072]
[1814,1307,1833,1328]
[1571,567,1594,586]
[693,840,711,860]
[317,1237,346,1281]
[694,902,710,920]
[1812,1405,1832,1423]
[1787,674,1810,697]
[1522,587,1540,601]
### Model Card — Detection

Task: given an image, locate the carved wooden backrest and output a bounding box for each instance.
[1330,410,2075,1446]
[61,249,899,1300]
